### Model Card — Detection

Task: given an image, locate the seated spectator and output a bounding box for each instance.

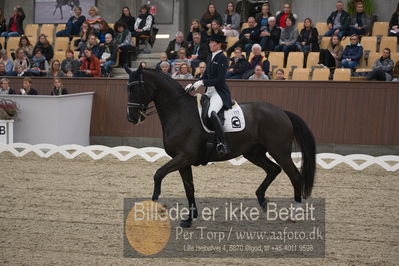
[187,32,209,71]
[14,64,29,77]
[19,77,38,95]
[61,49,80,77]
[0,78,16,94]
[156,52,168,71]
[256,3,272,30]
[34,34,54,62]
[1,5,25,38]
[296,18,319,52]
[0,62,8,76]
[274,69,286,80]
[226,17,258,56]
[222,2,241,37]
[392,60,399,81]
[226,47,249,79]
[187,19,207,44]
[50,78,68,95]
[0,8,6,36]
[18,36,34,58]
[341,34,363,69]
[117,7,135,33]
[100,33,117,77]
[74,21,92,51]
[195,61,207,79]
[12,47,30,73]
[165,31,189,61]
[276,3,297,28]
[259,16,281,52]
[249,64,269,80]
[274,17,298,66]
[46,60,64,78]
[28,49,49,76]
[132,4,154,53]
[98,21,114,45]
[249,44,270,75]
[349,2,371,36]
[200,4,223,31]
[80,33,103,59]
[207,20,224,38]
[171,48,191,74]
[114,21,133,66]
[366,48,394,81]
[56,6,86,37]
[388,4,399,42]
[318,35,343,68]
[159,61,171,77]
[78,48,100,77]
[172,63,193,79]
[86,6,103,32]
[325,0,350,38]
[0,49,13,73]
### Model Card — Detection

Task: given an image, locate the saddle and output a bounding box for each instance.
[200,94,226,131]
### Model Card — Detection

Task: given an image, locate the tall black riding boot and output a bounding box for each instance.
[210,111,230,156]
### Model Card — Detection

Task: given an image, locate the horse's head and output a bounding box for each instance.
[126,66,155,124]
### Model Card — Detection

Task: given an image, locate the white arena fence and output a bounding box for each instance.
[0,143,398,172]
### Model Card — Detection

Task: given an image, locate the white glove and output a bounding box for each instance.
[193,80,204,90]
[185,83,193,92]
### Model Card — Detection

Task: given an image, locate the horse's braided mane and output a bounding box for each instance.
[144,68,186,93]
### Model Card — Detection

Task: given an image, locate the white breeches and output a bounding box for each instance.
[205,86,223,118]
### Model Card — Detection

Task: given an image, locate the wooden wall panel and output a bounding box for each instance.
[4,77,399,146]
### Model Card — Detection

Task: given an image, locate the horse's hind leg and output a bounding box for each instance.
[179,166,198,228]
[243,152,281,208]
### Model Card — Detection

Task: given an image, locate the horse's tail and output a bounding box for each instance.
[284,111,316,199]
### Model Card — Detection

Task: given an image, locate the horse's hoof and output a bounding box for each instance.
[180,220,192,228]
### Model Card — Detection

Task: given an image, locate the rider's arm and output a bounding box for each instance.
[202,56,228,88]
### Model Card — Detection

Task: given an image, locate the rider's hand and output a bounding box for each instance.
[185,83,193,92]
[193,80,204,90]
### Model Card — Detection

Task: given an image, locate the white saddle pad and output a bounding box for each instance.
[195,94,246,133]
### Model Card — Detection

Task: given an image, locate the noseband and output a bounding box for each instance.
[127,80,156,117]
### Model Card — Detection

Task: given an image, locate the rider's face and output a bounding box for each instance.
[209,41,220,52]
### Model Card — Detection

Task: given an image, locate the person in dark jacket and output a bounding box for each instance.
[275,2,297,28]
[100,33,117,76]
[114,21,133,66]
[367,48,395,81]
[200,3,223,31]
[132,5,154,38]
[388,3,399,42]
[349,2,371,36]
[226,47,249,79]
[19,77,38,95]
[97,21,114,44]
[61,49,80,76]
[117,7,135,33]
[0,8,6,36]
[50,78,68,95]
[250,44,270,75]
[56,6,86,37]
[187,19,208,44]
[259,16,281,52]
[28,49,49,76]
[165,31,189,60]
[341,34,363,69]
[226,17,258,56]
[275,17,298,66]
[1,5,25,38]
[296,18,319,52]
[33,34,54,62]
[79,33,103,59]
[255,3,272,30]
[325,0,350,38]
[187,32,209,72]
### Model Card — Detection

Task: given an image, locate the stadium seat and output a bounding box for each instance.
[56,24,66,32]
[74,51,80,59]
[360,36,377,53]
[316,22,329,36]
[267,52,284,70]
[306,52,320,68]
[248,51,265,62]
[53,51,66,62]
[391,52,399,64]
[108,23,114,29]
[28,36,37,45]
[6,37,19,58]
[340,37,350,47]
[0,37,4,49]
[292,68,310,80]
[71,36,80,49]
[358,52,379,69]
[372,22,389,37]
[312,68,330,81]
[380,37,397,53]
[54,37,69,52]
[227,37,239,50]
[131,37,136,47]
[24,24,39,41]
[41,24,55,44]
[333,68,351,81]
[320,37,330,49]
[286,52,304,69]
[297,22,304,33]
[241,23,249,31]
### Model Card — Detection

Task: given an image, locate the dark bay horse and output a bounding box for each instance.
[126,66,316,227]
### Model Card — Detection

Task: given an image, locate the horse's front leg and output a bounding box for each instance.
[179,166,198,228]
[152,155,189,201]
